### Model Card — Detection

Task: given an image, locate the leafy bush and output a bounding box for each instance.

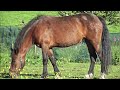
[58,11,120,25]
[53,43,89,63]
[111,46,120,65]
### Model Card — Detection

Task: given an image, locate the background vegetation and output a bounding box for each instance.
[0,11,120,79]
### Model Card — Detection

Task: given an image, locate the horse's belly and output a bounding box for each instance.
[55,35,83,47]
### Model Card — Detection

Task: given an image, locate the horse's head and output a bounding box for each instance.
[9,47,23,79]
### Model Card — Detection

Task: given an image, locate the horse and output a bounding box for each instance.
[9,13,111,79]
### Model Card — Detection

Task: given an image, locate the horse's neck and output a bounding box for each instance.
[19,34,33,57]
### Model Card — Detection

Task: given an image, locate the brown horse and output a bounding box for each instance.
[9,13,111,79]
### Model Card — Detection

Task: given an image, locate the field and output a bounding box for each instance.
[0,11,59,27]
[0,11,120,33]
[0,43,120,79]
[0,11,120,79]
[1,59,120,79]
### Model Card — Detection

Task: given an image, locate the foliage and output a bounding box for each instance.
[111,46,120,65]
[0,11,120,79]
[0,11,120,33]
[58,11,120,25]
[0,34,120,66]
[53,43,89,63]
[0,20,120,66]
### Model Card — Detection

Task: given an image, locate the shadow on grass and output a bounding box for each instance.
[0,73,99,79]
[0,73,10,78]
[0,73,55,79]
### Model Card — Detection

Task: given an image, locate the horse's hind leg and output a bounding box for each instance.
[48,49,61,79]
[85,39,97,79]
[41,44,49,79]
[96,50,107,79]
[89,39,106,79]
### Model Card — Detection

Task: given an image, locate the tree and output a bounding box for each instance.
[58,11,120,25]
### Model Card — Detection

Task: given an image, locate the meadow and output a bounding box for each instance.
[0,11,120,79]
[0,42,120,79]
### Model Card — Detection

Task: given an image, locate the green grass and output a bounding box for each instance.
[0,50,120,79]
[108,24,120,33]
[0,11,120,79]
[0,11,59,27]
[0,59,120,79]
[0,11,120,33]
[0,43,120,79]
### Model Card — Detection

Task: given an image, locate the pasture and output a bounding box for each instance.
[0,11,120,79]
[0,58,120,79]
[0,43,120,79]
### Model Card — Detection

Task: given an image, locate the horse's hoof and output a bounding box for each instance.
[54,72,62,79]
[99,77,105,79]
[41,74,49,79]
[85,73,93,79]
[99,73,106,79]
[54,74,62,79]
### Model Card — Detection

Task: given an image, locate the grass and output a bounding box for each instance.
[108,24,120,33]
[0,48,120,79]
[0,11,120,79]
[0,11,120,33]
[0,42,120,79]
[0,11,59,27]
[0,61,120,79]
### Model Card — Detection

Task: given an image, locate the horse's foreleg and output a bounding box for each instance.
[48,49,62,79]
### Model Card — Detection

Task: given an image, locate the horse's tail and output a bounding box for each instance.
[98,16,111,74]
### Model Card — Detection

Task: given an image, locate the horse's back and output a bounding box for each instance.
[33,13,103,47]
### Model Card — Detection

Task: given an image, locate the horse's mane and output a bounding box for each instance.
[13,15,44,52]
